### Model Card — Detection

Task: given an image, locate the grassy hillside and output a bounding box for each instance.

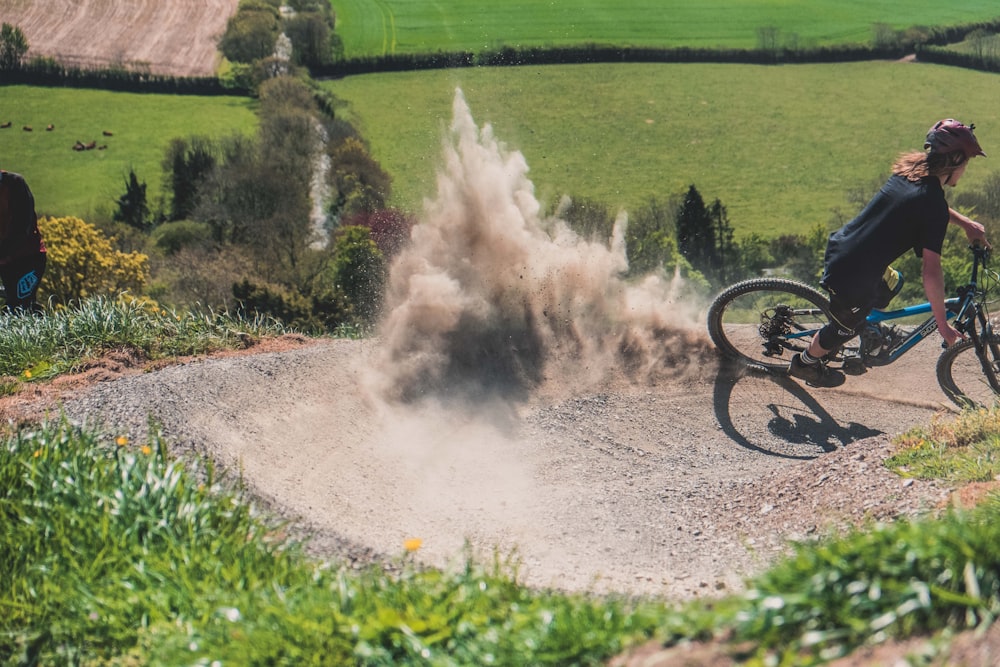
[0,86,258,219]
[326,61,1000,238]
[330,0,1000,58]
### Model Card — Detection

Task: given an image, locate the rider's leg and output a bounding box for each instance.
[808,295,869,360]
[789,294,869,385]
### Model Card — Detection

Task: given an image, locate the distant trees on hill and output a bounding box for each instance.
[0,23,28,69]
[104,74,408,332]
[220,0,338,91]
[559,186,825,292]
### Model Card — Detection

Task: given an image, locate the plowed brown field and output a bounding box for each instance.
[5,0,240,77]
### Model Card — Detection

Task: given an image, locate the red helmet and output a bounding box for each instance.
[924,119,986,158]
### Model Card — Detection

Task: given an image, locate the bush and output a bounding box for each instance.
[219,0,282,65]
[233,278,319,331]
[339,208,415,259]
[148,244,252,311]
[331,225,385,324]
[38,216,148,305]
[150,220,215,255]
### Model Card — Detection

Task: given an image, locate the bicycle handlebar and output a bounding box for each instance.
[970,242,991,264]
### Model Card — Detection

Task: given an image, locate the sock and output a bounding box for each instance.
[800,350,820,365]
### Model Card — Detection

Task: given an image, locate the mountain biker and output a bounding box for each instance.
[788,118,989,388]
[0,169,47,313]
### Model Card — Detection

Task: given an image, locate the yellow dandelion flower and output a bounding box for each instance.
[141,445,152,456]
[24,370,31,379]
[116,436,128,447]
[403,538,423,552]
[33,449,42,458]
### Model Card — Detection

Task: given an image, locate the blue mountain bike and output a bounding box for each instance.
[707,244,1000,408]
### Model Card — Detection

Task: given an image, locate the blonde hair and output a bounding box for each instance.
[893,150,967,182]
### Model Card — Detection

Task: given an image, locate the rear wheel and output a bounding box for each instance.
[707,278,832,372]
[936,337,1000,408]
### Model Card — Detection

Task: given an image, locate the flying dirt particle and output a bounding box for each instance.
[369,88,716,404]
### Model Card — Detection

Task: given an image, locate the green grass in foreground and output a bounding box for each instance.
[0,412,997,665]
[0,420,662,666]
[0,86,258,220]
[326,61,1000,238]
[330,0,1000,58]
[888,408,1000,483]
[0,299,998,665]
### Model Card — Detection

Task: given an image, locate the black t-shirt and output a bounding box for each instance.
[821,174,949,303]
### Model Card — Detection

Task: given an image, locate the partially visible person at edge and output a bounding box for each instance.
[0,168,47,313]
[788,118,989,388]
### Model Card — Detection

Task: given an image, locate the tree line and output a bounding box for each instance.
[558,186,826,296]
[315,17,1000,78]
[315,43,904,78]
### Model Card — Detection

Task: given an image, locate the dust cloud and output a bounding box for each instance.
[344,89,720,578]
[370,88,715,404]
[341,90,727,582]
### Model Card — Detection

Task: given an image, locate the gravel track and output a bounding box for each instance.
[56,334,957,600]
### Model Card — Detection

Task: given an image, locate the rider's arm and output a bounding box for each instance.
[949,208,989,247]
[922,249,961,346]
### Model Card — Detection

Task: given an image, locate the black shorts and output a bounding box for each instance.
[817,266,902,350]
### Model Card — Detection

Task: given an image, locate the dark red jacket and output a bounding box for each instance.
[0,170,46,266]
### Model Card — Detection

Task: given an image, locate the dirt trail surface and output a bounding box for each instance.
[6,0,240,76]
[53,333,956,600]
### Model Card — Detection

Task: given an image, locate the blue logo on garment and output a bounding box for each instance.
[17,271,38,299]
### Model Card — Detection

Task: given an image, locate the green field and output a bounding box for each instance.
[326,61,1000,238]
[330,0,1000,58]
[0,86,258,219]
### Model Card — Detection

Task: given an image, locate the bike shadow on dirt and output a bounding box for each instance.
[712,361,882,460]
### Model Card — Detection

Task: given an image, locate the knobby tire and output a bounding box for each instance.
[936,337,1000,409]
[707,278,831,373]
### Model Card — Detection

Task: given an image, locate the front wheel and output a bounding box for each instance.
[936,337,1000,409]
[707,278,832,372]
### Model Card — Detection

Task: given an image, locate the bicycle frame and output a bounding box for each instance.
[863,298,961,363]
[782,245,992,368]
[779,299,960,364]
